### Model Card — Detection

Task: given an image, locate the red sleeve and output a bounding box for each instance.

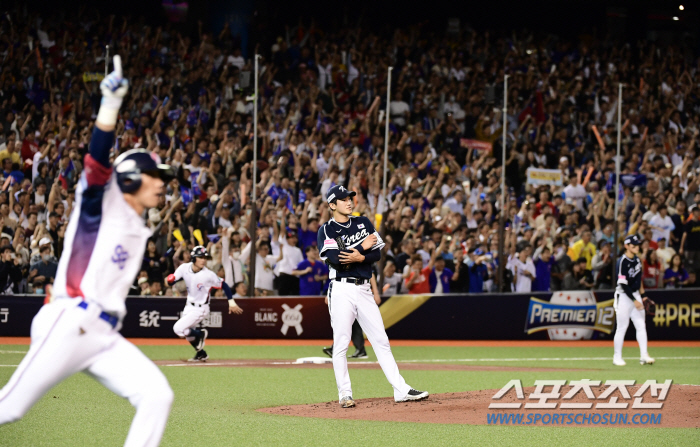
[84,154,113,187]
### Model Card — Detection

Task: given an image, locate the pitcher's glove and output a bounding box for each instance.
[642,297,656,316]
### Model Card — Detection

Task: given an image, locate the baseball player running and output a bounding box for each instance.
[613,234,655,366]
[167,246,243,362]
[0,56,174,446]
[318,185,428,408]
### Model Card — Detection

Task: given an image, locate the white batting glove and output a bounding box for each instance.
[97,55,129,126]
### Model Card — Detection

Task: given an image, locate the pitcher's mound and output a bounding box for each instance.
[259,385,700,427]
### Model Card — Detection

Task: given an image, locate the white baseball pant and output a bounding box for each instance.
[327,280,411,402]
[173,303,209,338]
[613,291,649,360]
[0,298,173,447]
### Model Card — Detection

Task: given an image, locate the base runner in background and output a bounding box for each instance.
[613,234,655,366]
[318,185,428,408]
[0,57,174,447]
[168,246,243,362]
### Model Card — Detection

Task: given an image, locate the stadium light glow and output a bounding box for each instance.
[679,5,684,10]
[673,16,679,20]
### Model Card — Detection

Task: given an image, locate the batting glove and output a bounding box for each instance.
[97,55,129,126]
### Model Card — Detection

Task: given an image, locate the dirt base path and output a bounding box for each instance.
[154,358,597,372]
[260,385,700,428]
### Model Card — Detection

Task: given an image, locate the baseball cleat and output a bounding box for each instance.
[350,348,368,359]
[612,358,626,366]
[322,346,333,358]
[188,350,209,362]
[640,355,655,365]
[396,389,429,402]
[340,396,355,408]
[196,328,208,351]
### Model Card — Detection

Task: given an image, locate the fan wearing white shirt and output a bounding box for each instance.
[507,248,536,292]
[648,206,675,242]
[273,230,305,296]
[562,176,587,212]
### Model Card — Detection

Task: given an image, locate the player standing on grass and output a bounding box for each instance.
[613,234,655,366]
[0,56,175,446]
[168,246,243,362]
[318,185,428,408]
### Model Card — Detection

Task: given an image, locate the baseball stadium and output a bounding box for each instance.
[0,0,699,445]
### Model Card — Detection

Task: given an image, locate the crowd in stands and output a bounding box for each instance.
[0,7,699,297]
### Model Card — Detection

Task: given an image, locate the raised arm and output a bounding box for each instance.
[91,55,128,169]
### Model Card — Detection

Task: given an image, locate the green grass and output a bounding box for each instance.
[0,344,698,446]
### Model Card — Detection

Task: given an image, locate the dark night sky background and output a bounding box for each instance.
[14,0,698,50]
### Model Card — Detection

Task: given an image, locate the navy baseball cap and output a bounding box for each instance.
[624,234,643,246]
[326,185,356,204]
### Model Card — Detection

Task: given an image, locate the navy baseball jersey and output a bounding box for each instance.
[616,254,642,297]
[318,216,385,280]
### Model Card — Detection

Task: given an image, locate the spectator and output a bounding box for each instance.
[508,246,536,292]
[562,257,594,291]
[274,230,304,296]
[405,254,430,294]
[293,246,328,296]
[567,230,596,270]
[642,250,662,289]
[240,241,280,296]
[682,271,697,288]
[466,248,489,293]
[232,281,248,298]
[663,254,690,289]
[680,207,700,271]
[448,249,469,293]
[532,244,555,292]
[429,254,453,294]
[28,243,58,287]
[0,245,22,293]
[655,237,676,271]
[649,206,674,243]
[591,240,614,290]
[381,260,403,295]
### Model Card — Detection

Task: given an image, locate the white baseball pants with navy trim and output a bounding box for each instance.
[327,280,411,402]
[613,291,649,361]
[0,298,173,447]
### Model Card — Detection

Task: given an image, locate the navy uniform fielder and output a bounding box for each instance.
[318,185,428,407]
[613,234,655,366]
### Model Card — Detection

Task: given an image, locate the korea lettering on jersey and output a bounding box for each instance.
[52,156,152,318]
[319,216,384,279]
[173,263,223,304]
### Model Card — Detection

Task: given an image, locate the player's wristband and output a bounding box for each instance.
[96,97,123,127]
[640,292,648,299]
[228,299,237,307]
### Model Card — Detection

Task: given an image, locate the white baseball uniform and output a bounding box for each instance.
[0,153,173,446]
[172,263,223,338]
[318,215,412,402]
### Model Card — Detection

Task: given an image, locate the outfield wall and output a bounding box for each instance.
[0,290,698,340]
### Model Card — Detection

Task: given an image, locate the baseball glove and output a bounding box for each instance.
[642,297,656,316]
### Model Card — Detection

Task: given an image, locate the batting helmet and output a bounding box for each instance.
[114,149,174,194]
[190,245,212,259]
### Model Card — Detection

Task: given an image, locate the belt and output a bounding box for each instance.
[77,301,118,328]
[188,302,208,308]
[335,277,369,285]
